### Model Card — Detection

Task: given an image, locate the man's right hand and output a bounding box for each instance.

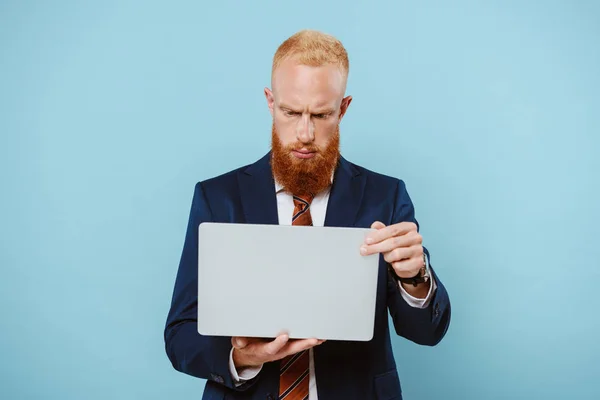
[232,335,325,369]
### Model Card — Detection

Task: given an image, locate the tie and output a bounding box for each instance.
[278,193,314,400]
[291,193,314,227]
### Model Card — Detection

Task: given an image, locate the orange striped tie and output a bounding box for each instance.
[278,193,314,400]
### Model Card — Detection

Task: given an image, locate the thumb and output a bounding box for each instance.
[232,337,248,349]
[371,221,386,230]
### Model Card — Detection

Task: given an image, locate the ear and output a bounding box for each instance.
[338,95,352,122]
[264,87,275,117]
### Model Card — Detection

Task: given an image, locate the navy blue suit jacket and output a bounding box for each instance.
[165,153,451,400]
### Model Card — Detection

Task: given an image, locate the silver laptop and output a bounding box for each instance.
[197,222,379,341]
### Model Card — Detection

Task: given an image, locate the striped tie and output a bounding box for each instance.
[278,193,314,400]
[291,193,313,227]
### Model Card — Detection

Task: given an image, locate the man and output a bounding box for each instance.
[165,30,451,400]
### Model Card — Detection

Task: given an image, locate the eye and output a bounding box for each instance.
[313,113,329,119]
[284,110,300,117]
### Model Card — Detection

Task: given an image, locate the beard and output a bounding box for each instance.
[270,123,340,196]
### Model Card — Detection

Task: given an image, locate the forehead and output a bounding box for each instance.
[272,59,346,108]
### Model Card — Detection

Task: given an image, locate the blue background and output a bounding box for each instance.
[1,1,599,399]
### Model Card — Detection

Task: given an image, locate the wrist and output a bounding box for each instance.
[400,280,431,299]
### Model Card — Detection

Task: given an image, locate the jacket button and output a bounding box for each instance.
[266,394,274,400]
[210,373,224,384]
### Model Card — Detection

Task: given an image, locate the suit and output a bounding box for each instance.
[164,152,451,400]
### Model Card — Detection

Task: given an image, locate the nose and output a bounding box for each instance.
[296,114,315,144]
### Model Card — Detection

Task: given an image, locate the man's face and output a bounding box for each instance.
[265,58,352,195]
[265,58,352,154]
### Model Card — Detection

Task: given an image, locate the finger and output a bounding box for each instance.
[364,222,385,246]
[365,222,417,245]
[234,337,266,348]
[362,233,420,256]
[383,245,422,263]
[383,246,415,264]
[282,338,320,356]
[262,334,289,357]
[232,337,248,349]
[370,221,386,230]
[391,257,425,278]
[233,337,266,350]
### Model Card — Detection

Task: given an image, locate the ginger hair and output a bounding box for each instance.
[272,29,349,78]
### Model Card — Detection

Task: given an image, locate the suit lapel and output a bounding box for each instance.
[324,156,366,228]
[238,152,279,225]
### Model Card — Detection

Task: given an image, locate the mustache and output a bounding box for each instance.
[285,143,320,152]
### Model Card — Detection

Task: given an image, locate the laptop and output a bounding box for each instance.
[197,222,379,341]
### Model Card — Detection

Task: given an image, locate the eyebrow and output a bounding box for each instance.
[279,104,335,114]
[313,109,335,114]
[279,104,298,111]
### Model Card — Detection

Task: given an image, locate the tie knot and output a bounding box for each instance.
[292,193,314,226]
[292,193,314,207]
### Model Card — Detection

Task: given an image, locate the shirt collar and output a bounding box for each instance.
[274,180,285,194]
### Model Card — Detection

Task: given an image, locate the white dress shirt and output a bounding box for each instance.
[228,181,437,398]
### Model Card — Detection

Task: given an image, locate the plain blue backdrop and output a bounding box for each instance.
[1,1,599,399]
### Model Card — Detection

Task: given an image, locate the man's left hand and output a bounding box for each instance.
[360,221,430,298]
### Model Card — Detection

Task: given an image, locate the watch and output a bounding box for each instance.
[390,254,430,287]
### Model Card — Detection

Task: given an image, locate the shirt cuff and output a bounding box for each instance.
[229,347,263,386]
[397,254,437,309]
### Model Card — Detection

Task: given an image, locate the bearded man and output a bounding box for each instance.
[165,29,451,400]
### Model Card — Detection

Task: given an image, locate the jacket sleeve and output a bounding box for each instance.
[164,182,258,391]
[386,179,451,346]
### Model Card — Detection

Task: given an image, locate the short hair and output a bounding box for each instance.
[272,29,349,78]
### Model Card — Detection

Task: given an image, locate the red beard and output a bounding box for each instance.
[270,123,340,196]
